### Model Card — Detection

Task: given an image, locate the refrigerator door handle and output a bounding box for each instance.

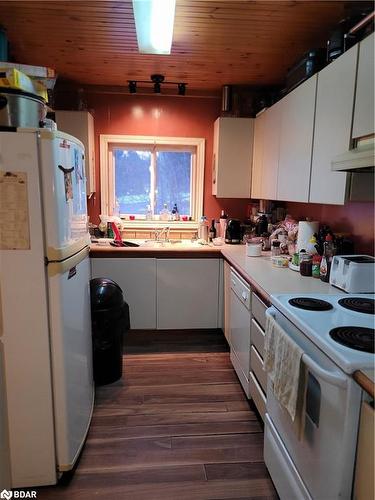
[47,246,89,277]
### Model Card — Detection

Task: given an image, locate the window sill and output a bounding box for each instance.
[120,220,199,231]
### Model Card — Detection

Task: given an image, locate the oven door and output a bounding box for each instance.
[264,306,362,500]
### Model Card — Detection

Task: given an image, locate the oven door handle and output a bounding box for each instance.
[301,353,348,388]
[266,307,348,389]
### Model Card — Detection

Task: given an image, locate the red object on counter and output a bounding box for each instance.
[111,221,122,241]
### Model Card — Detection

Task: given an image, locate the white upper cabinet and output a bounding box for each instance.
[251,111,265,199]
[212,117,254,198]
[309,44,358,205]
[251,100,282,200]
[55,110,96,195]
[261,101,282,200]
[352,32,374,139]
[277,75,317,202]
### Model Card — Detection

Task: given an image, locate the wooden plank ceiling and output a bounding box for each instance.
[0,0,370,93]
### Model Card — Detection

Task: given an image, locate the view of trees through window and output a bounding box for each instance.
[114,148,192,216]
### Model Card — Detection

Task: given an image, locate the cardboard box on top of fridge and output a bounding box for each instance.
[0,67,48,100]
[0,61,56,88]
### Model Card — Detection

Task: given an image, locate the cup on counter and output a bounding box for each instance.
[246,237,263,257]
[129,215,135,220]
[181,215,188,221]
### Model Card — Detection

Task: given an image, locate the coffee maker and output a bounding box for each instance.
[225,219,242,244]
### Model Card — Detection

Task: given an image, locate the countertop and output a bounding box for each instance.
[221,245,344,302]
[90,240,221,258]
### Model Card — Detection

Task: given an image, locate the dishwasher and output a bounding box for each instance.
[229,268,251,397]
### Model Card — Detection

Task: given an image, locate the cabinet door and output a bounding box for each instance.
[261,101,282,200]
[55,111,96,195]
[91,258,157,329]
[277,76,317,202]
[352,32,374,138]
[230,290,251,378]
[309,45,358,204]
[251,111,265,199]
[213,117,254,198]
[157,259,220,329]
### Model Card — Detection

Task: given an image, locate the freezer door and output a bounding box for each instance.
[47,248,94,471]
[39,130,90,261]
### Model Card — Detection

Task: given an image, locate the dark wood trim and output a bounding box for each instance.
[353,370,375,398]
[90,247,221,258]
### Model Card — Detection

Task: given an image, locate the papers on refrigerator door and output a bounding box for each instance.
[0,170,30,250]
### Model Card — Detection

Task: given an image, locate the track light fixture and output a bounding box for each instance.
[128,81,137,93]
[127,74,187,95]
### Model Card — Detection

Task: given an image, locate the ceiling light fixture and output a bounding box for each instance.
[132,0,176,55]
[127,74,187,96]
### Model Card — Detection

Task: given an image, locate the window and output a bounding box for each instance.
[100,135,205,226]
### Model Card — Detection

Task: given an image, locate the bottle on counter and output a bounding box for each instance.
[271,239,281,257]
[214,220,221,238]
[145,204,153,220]
[219,210,228,239]
[300,253,312,277]
[171,203,180,221]
[320,234,335,282]
[160,203,170,221]
[208,219,217,242]
[198,216,209,241]
[312,255,322,278]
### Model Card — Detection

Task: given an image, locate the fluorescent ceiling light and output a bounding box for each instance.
[132,0,176,55]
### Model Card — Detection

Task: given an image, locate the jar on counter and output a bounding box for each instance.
[312,255,322,278]
[300,253,312,277]
[271,240,281,257]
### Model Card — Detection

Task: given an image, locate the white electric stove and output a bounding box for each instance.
[270,293,374,374]
[264,293,375,500]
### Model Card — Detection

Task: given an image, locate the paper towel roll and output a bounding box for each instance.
[297,221,319,252]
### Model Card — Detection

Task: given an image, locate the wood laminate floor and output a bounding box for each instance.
[36,330,278,500]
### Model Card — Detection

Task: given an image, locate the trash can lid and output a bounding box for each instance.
[90,277,124,311]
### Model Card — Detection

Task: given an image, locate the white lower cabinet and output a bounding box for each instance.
[224,265,268,419]
[91,258,157,329]
[229,269,251,396]
[156,259,220,329]
[91,257,220,329]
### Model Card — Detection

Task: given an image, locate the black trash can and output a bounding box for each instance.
[90,278,130,385]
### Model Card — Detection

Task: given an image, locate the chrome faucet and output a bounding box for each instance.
[154,226,170,243]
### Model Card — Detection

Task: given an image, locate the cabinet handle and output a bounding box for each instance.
[231,280,236,286]
[242,291,248,301]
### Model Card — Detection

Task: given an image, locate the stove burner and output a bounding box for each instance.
[288,297,333,311]
[338,297,375,315]
[330,327,375,353]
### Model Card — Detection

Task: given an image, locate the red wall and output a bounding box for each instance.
[86,93,374,255]
[86,93,250,224]
[286,201,374,255]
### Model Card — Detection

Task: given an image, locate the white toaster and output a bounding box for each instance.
[329,255,375,293]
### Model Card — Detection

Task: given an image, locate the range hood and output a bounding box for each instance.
[331,136,374,172]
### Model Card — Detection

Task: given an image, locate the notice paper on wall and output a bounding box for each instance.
[0,170,30,250]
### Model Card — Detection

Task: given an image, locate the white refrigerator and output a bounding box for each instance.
[0,128,94,487]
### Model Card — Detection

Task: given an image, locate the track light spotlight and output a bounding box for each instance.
[178,83,186,96]
[128,81,137,93]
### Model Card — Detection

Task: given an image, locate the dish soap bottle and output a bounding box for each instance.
[160,203,170,221]
[320,234,335,282]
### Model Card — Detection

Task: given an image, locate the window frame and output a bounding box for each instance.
[100,134,205,228]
